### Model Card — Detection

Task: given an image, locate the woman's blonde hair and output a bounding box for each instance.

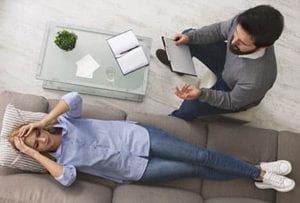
[8,125,56,161]
[8,125,24,150]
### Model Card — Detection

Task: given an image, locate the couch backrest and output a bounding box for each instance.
[0,91,49,130]
[48,99,127,121]
[277,131,300,203]
[0,91,49,176]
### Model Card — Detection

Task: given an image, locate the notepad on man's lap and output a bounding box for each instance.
[162,36,196,76]
[107,30,149,75]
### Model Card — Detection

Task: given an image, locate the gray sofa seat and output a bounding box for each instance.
[0,91,299,203]
[0,173,112,203]
[204,197,270,203]
[112,185,204,203]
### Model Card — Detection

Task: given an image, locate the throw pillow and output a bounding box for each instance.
[0,104,47,172]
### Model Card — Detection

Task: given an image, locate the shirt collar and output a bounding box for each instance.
[48,124,64,158]
[238,48,266,59]
[49,144,62,158]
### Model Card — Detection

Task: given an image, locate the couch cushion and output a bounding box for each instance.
[48,99,127,120]
[0,166,24,175]
[204,197,271,203]
[201,123,277,202]
[277,131,300,203]
[113,184,203,203]
[0,173,112,203]
[0,104,48,173]
[127,112,207,193]
[0,91,48,175]
[77,172,117,189]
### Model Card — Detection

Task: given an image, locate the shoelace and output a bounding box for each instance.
[265,173,285,186]
[267,163,281,173]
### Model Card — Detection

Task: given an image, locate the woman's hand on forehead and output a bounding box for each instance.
[14,136,37,157]
[18,121,44,138]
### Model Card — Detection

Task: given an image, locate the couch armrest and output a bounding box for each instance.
[277,131,300,203]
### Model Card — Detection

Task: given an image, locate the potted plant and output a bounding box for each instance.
[54,30,78,51]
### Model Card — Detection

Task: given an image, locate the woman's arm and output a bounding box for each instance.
[18,99,69,137]
[42,99,69,127]
[45,91,83,124]
[41,92,82,125]
[19,92,82,137]
[32,150,63,177]
[14,137,63,177]
[14,137,76,186]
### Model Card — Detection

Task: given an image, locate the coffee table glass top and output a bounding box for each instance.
[36,23,152,101]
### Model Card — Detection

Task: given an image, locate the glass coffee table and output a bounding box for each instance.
[36,23,152,102]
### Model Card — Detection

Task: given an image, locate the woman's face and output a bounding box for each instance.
[23,128,58,152]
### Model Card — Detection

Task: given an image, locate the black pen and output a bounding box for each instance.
[117,46,139,57]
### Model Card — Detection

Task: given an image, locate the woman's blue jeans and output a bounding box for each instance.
[139,125,259,183]
[171,29,237,121]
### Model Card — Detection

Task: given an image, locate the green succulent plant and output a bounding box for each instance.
[54,30,78,51]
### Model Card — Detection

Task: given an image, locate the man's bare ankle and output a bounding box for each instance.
[255,167,265,181]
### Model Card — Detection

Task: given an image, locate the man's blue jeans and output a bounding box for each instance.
[139,125,259,183]
[171,29,237,121]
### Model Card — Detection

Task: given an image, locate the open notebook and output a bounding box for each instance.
[162,36,196,76]
[107,30,149,75]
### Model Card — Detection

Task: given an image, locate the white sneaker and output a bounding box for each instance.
[255,172,295,192]
[260,160,292,175]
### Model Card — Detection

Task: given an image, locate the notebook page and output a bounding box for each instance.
[117,47,148,74]
[107,30,139,56]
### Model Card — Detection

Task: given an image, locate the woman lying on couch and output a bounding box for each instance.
[8,92,295,192]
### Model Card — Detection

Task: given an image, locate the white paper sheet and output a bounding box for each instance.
[76,54,100,78]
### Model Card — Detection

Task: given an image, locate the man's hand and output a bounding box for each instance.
[173,33,189,45]
[17,121,46,138]
[175,84,201,100]
[14,136,38,157]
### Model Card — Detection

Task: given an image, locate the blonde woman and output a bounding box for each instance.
[8,92,295,192]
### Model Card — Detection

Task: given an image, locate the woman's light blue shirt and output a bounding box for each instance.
[50,92,150,186]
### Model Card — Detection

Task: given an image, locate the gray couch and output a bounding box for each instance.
[0,90,299,203]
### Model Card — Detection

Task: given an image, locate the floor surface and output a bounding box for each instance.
[0,0,299,132]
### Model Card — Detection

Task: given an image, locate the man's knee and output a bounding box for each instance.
[170,101,200,121]
[171,111,197,121]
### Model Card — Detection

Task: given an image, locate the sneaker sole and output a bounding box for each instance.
[255,181,295,192]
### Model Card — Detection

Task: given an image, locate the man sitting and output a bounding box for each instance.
[156,5,284,121]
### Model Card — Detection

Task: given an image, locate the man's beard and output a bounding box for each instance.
[229,37,258,55]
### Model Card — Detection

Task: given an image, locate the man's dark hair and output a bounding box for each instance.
[237,5,284,47]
